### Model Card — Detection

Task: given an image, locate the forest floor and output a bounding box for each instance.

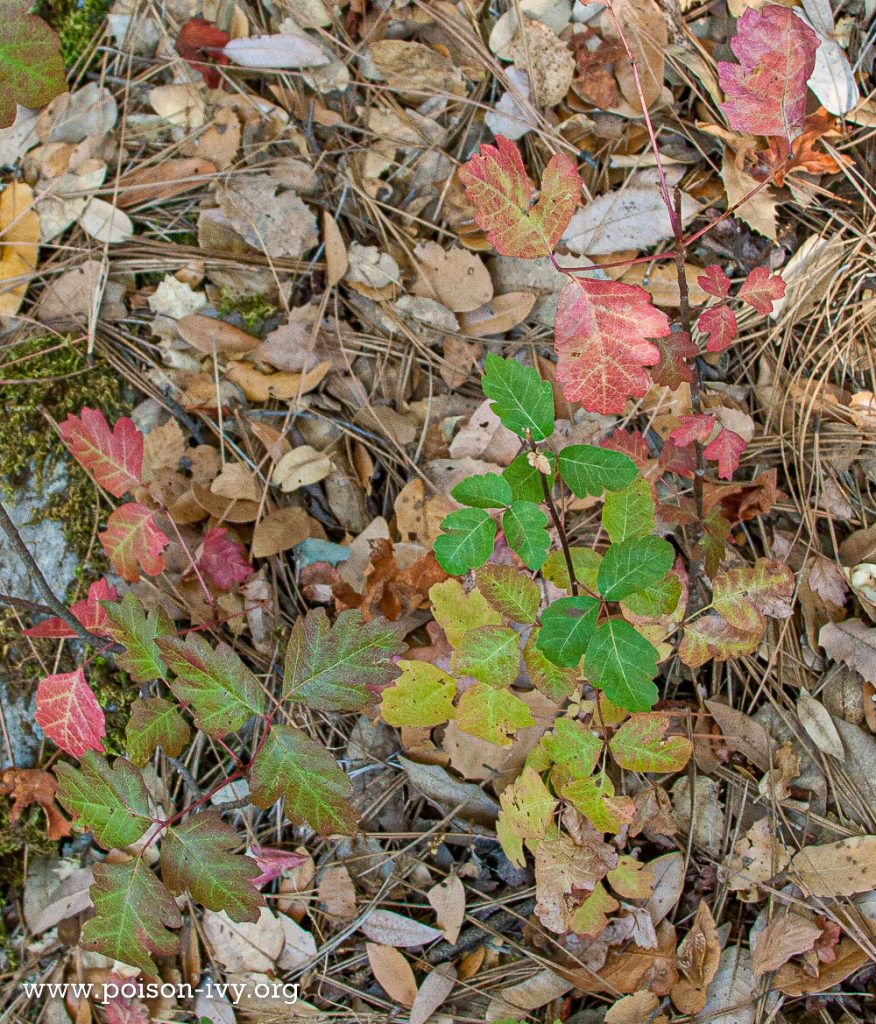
[1,0,876,1022]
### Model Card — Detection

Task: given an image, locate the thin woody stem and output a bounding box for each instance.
[528,435,579,595]
[0,501,102,646]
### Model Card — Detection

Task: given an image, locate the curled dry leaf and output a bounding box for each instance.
[670,900,722,1014]
[0,767,71,839]
[272,445,333,493]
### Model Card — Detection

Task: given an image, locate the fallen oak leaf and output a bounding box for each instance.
[0,767,71,839]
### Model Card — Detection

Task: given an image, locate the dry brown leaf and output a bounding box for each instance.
[369,40,466,101]
[603,0,666,113]
[251,506,310,558]
[796,691,844,759]
[790,836,876,896]
[644,852,685,925]
[216,174,318,259]
[359,909,443,948]
[202,908,284,972]
[142,419,186,481]
[192,482,261,523]
[723,817,789,899]
[427,874,465,944]
[0,183,39,317]
[412,241,493,313]
[693,945,755,1024]
[80,197,133,243]
[820,619,876,684]
[211,462,263,502]
[509,17,575,108]
[116,158,216,208]
[225,359,330,402]
[0,767,71,840]
[181,106,241,170]
[318,865,357,921]
[486,969,572,1020]
[410,963,456,1024]
[272,445,333,493]
[605,991,660,1024]
[397,756,499,826]
[458,291,536,336]
[323,211,348,287]
[671,900,721,1014]
[177,314,261,355]
[773,937,869,995]
[366,943,418,1007]
[721,151,778,240]
[751,912,821,978]
[705,699,777,771]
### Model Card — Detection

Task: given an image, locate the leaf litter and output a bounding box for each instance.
[1,0,876,1021]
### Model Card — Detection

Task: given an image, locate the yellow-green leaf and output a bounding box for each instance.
[380,661,456,727]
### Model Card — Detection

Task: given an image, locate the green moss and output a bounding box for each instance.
[217,289,279,332]
[0,335,128,563]
[0,804,58,858]
[39,0,110,66]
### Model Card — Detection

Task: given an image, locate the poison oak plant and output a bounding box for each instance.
[22,0,815,966]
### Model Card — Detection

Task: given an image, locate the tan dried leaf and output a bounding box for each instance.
[751,913,821,978]
[427,874,465,944]
[790,836,876,896]
[796,691,844,759]
[272,445,333,493]
[820,619,876,684]
[366,943,418,1007]
[359,909,443,948]
[252,506,310,558]
[318,865,357,921]
[412,241,493,313]
[177,314,260,355]
[409,963,457,1024]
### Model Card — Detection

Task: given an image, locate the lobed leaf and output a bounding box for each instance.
[481,353,555,441]
[158,634,265,737]
[608,713,693,773]
[622,574,682,619]
[456,681,534,746]
[162,810,264,923]
[502,500,550,570]
[476,564,541,623]
[557,444,638,499]
[24,578,118,639]
[602,477,655,543]
[58,408,143,498]
[703,428,747,480]
[126,697,191,767]
[698,305,738,353]
[538,718,602,779]
[198,527,253,589]
[81,859,181,975]
[282,608,405,711]
[585,619,659,712]
[249,725,358,835]
[451,624,521,688]
[712,558,795,632]
[597,536,675,602]
[678,613,761,668]
[100,503,169,582]
[35,668,105,758]
[555,278,669,415]
[718,6,819,142]
[451,472,513,509]
[102,593,173,683]
[737,266,786,314]
[55,750,152,849]
[536,595,599,668]
[429,579,500,648]
[380,661,456,727]
[458,136,580,259]
[496,765,557,866]
[434,507,496,575]
[561,771,635,833]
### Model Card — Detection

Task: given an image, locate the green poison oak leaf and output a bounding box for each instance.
[161,810,264,923]
[622,573,682,619]
[597,536,675,602]
[451,472,513,509]
[718,6,819,143]
[503,451,555,503]
[555,278,670,415]
[476,564,541,624]
[602,477,655,543]
[158,634,265,738]
[100,503,170,582]
[126,697,191,767]
[35,668,105,758]
[523,630,579,703]
[102,593,173,683]
[537,718,602,779]
[503,501,550,570]
[570,881,618,938]
[0,1,65,128]
[557,444,638,498]
[543,547,601,593]
[585,619,659,712]
[435,507,496,575]
[282,608,405,710]
[458,136,581,259]
[560,771,635,833]
[81,859,181,975]
[536,595,599,668]
[607,855,654,900]
[55,750,152,849]
[608,713,693,773]
[380,660,456,727]
[58,408,143,498]
[481,354,555,441]
[456,680,534,746]
[451,623,521,687]
[249,725,359,835]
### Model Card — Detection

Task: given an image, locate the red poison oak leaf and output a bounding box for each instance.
[58,408,143,497]
[24,577,119,638]
[698,304,739,353]
[717,6,820,143]
[35,668,105,758]
[175,16,230,89]
[652,330,698,389]
[697,265,731,298]
[555,278,669,415]
[704,429,747,480]
[198,527,254,590]
[458,136,581,258]
[601,429,650,465]
[249,846,307,887]
[738,266,786,315]
[671,414,717,448]
[100,503,170,582]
